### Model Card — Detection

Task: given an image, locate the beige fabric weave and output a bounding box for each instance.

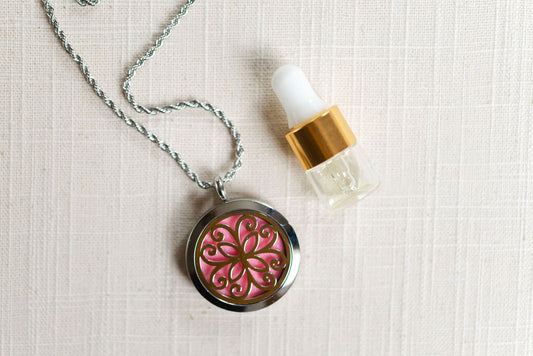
[1,0,532,355]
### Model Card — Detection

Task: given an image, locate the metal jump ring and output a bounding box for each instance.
[214,178,228,202]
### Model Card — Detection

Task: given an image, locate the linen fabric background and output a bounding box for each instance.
[1,0,532,355]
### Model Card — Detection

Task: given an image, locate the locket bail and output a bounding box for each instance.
[214,177,229,202]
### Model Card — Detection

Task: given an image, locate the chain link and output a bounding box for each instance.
[76,0,100,6]
[41,0,244,190]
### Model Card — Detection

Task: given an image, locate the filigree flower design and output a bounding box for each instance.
[197,213,289,302]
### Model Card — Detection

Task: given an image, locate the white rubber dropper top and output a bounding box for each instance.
[272,65,329,128]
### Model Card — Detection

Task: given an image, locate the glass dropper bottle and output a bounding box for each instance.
[272,65,380,210]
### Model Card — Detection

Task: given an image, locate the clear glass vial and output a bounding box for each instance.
[272,65,380,210]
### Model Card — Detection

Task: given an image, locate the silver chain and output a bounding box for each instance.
[41,0,244,190]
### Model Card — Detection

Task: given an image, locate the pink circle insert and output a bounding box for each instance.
[197,213,288,302]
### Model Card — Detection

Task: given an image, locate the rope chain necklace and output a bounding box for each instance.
[41,0,299,312]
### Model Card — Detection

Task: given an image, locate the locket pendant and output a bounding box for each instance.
[186,180,300,312]
[42,0,297,313]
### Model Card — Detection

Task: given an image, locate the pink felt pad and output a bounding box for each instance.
[199,214,286,300]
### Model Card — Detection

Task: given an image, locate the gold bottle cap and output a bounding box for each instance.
[285,106,356,170]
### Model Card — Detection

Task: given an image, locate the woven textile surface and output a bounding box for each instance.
[1,0,532,355]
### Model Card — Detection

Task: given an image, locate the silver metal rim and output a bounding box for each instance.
[186,199,300,312]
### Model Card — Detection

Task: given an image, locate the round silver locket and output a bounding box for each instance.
[186,199,300,312]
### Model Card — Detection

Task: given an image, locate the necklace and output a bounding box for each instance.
[41,0,300,312]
